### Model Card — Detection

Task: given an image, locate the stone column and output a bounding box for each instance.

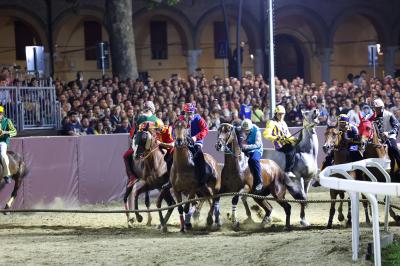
[384,46,399,77]
[320,48,333,83]
[254,48,264,75]
[186,50,202,76]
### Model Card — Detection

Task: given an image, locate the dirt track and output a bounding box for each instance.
[1,188,399,266]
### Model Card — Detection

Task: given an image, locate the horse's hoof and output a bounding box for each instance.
[206,215,213,226]
[180,227,185,233]
[3,211,10,215]
[146,220,152,227]
[136,215,143,223]
[346,220,352,227]
[193,210,200,222]
[185,223,193,230]
[326,224,333,229]
[284,226,292,232]
[162,225,168,233]
[365,219,371,225]
[212,221,222,230]
[232,221,240,230]
[300,219,310,227]
[157,224,162,230]
[338,213,345,222]
[261,216,272,226]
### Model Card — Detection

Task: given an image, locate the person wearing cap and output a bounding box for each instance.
[372,98,400,168]
[337,113,362,162]
[263,105,297,178]
[0,105,17,184]
[181,103,209,188]
[240,119,264,194]
[123,101,163,185]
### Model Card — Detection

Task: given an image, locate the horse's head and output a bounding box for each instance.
[323,126,339,154]
[215,123,236,151]
[173,119,190,148]
[302,109,320,129]
[135,122,155,159]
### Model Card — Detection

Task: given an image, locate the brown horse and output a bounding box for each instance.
[133,124,177,228]
[0,150,27,213]
[215,123,305,230]
[160,119,221,232]
[322,127,369,228]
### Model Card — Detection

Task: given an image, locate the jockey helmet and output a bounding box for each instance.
[0,106,3,113]
[143,101,156,114]
[338,114,349,124]
[372,98,385,108]
[274,105,286,114]
[183,103,196,114]
[241,119,253,131]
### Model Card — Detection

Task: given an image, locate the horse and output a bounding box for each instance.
[122,135,150,228]
[159,119,221,232]
[359,115,400,224]
[322,126,370,228]
[263,109,319,226]
[0,150,27,213]
[215,123,305,230]
[133,123,176,229]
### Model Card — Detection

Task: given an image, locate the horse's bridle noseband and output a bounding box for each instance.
[217,123,240,157]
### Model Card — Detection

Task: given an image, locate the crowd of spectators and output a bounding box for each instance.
[57,69,400,135]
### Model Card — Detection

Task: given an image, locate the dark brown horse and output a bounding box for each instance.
[133,124,177,229]
[322,127,369,228]
[160,119,221,232]
[216,123,305,230]
[0,150,27,213]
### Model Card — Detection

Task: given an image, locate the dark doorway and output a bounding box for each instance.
[275,34,304,80]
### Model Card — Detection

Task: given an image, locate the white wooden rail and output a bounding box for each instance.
[319,158,400,266]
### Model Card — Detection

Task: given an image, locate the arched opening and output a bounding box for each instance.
[133,11,191,81]
[331,14,381,80]
[0,17,42,68]
[54,14,109,81]
[275,34,305,80]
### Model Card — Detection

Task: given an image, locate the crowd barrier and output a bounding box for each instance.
[0,126,331,208]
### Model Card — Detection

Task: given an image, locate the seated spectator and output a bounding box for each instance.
[65,111,83,136]
[94,121,105,135]
[114,118,131,134]
[81,116,95,135]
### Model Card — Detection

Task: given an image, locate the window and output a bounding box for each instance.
[213,21,228,59]
[14,21,40,60]
[84,21,102,60]
[150,21,168,60]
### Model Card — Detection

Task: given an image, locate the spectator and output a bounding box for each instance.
[239,97,252,120]
[65,111,83,136]
[81,116,94,135]
[94,121,105,135]
[114,118,131,134]
[327,108,338,127]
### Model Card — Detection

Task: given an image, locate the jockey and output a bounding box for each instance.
[123,101,163,183]
[182,103,209,188]
[155,124,175,174]
[263,105,297,178]
[240,119,264,194]
[338,114,362,162]
[0,106,17,184]
[372,98,400,168]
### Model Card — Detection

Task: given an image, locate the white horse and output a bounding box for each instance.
[263,109,320,226]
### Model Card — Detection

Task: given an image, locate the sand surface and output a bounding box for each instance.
[1,187,399,266]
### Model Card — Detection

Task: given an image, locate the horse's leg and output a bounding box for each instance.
[337,192,345,222]
[3,176,22,214]
[346,195,352,227]
[361,194,371,225]
[254,198,273,227]
[123,180,135,227]
[156,187,175,232]
[213,196,222,228]
[276,200,292,231]
[327,190,337,229]
[184,191,196,230]
[145,191,152,226]
[231,195,240,228]
[389,207,400,225]
[240,185,254,224]
[193,192,205,224]
[133,182,147,223]
[300,178,311,227]
[173,190,185,232]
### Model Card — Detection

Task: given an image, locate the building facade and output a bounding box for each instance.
[0,0,399,83]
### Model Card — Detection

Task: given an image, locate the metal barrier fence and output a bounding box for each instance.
[0,86,60,130]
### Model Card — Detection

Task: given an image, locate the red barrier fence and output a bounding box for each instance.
[1,127,328,208]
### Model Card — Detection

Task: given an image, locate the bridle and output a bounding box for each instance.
[217,123,241,157]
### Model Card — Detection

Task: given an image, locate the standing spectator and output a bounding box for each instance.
[327,108,338,127]
[348,104,361,126]
[239,98,252,120]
